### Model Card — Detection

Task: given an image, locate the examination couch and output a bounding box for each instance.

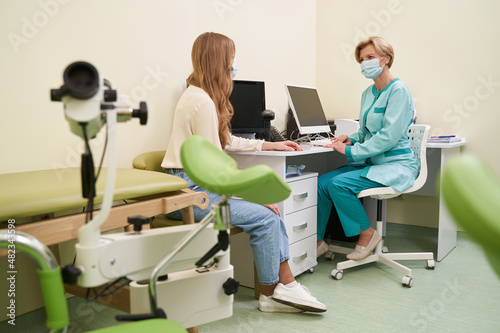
[0,166,209,313]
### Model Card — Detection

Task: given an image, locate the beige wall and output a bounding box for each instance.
[0,0,316,175]
[0,0,316,319]
[317,0,500,226]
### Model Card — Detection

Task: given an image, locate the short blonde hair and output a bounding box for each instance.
[355,36,394,68]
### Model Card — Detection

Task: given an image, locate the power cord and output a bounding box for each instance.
[71,121,109,266]
[85,276,131,302]
[79,121,108,223]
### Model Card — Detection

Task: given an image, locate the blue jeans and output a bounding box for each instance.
[166,169,290,285]
[317,165,385,239]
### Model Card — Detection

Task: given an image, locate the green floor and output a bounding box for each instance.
[3,224,500,332]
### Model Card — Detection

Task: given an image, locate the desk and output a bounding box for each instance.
[415,141,468,261]
[230,141,466,267]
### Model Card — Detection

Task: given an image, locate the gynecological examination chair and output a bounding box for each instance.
[441,154,500,279]
[0,135,292,332]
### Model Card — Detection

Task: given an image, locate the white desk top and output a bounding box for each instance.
[426,141,468,149]
[228,140,467,156]
[227,146,334,157]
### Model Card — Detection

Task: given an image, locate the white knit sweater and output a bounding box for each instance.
[161,85,264,169]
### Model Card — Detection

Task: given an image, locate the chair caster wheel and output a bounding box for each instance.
[309,268,314,273]
[325,251,335,260]
[426,259,436,270]
[382,246,389,253]
[402,276,413,288]
[331,269,343,280]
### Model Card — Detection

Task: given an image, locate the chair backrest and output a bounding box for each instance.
[406,124,430,192]
[357,124,430,199]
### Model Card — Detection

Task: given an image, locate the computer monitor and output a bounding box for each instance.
[229,80,265,134]
[285,84,331,135]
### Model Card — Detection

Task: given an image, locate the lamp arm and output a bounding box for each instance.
[78,110,117,247]
[148,208,217,313]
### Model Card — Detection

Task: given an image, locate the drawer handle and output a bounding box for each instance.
[292,251,308,263]
[293,192,308,200]
[292,222,308,232]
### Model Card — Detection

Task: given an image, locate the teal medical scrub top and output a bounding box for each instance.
[344,78,420,192]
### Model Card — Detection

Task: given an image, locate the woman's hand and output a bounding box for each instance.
[262,141,303,151]
[263,203,281,216]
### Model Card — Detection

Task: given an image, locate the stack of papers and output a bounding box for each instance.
[427,135,464,143]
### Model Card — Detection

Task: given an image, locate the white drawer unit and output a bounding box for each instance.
[288,234,318,276]
[284,174,318,213]
[284,206,317,244]
[283,172,318,276]
[229,151,330,280]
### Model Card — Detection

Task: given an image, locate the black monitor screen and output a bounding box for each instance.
[229,80,265,134]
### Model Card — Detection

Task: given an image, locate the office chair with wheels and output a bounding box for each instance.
[442,154,500,279]
[327,124,435,287]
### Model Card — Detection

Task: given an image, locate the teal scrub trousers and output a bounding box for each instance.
[317,164,385,240]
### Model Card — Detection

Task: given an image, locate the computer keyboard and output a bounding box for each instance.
[302,139,333,146]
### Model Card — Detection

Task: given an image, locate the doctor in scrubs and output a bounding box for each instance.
[316,36,419,260]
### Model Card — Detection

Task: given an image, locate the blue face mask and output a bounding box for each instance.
[230,59,238,79]
[360,57,386,79]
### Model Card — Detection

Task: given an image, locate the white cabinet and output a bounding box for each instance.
[284,174,317,213]
[230,172,319,282]
[229,149,333,278]
[284,173,318,276]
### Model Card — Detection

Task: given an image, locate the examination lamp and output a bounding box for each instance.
[48,62,235,327]
[51,61,147,139]
[50,60,148,206]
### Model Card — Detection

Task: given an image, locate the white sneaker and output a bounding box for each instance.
[272,283,327,313]
[258,294,304,313]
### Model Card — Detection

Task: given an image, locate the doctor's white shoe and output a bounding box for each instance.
[258,294,304,313]
[272,283,327,313]
[317,240,329,257]
[346,230,382,260]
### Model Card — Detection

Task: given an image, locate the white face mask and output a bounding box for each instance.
[231,59,238,79]
[360,56,386,80]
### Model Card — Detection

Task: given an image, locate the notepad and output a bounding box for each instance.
[427,135,464,143]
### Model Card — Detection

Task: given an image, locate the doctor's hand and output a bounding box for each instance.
[263,203,281,216]
[262,141,303,152]
[332,135,352,145]
[324,140,346,155]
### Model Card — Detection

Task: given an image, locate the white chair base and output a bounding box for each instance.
[325,221,435,288]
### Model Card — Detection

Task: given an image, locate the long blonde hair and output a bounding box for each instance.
[187,32,235,148]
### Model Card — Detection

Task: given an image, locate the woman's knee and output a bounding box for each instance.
[230,203,281,231]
